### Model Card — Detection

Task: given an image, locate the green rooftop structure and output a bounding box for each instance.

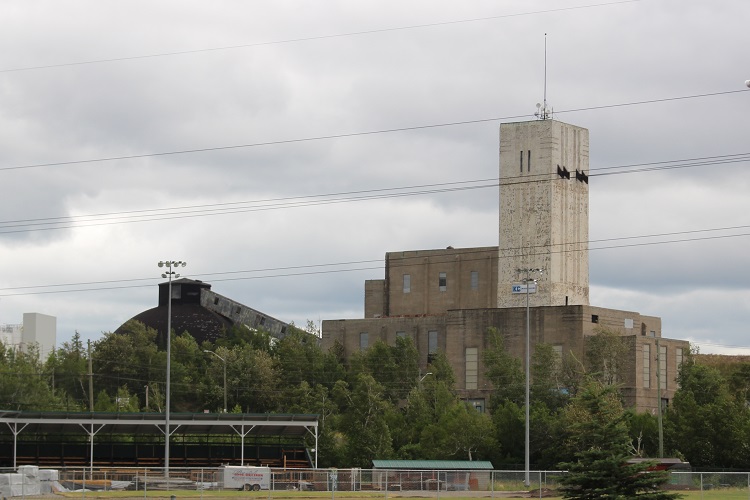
[371,460,493,491]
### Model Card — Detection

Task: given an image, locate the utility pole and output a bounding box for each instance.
[656,337,664,458]
[87,340,94,412]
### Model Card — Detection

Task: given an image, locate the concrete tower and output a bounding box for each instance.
[497,119,590,308]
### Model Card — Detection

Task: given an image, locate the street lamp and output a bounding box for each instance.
[518,267,544,487]
[204,350,227,413]
[158,259,186,477]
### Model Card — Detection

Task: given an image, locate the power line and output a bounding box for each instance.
[1,89,746,174]
[1,223,748,298]
[0,180,498,232]
[2,151,749,234]
[0,1,640,74]
[0,178,498,226]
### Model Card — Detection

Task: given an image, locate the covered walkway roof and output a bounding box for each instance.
[0,410,318,468]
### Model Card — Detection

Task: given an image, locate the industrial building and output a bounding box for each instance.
[322,118,689,413]
[0,313,56,359]
[116,278,290,346]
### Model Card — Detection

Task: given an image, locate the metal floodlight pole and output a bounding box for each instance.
[204,350,227,413]
[525,270,531,488]
[158,260,186,478]
[517,267,543,488]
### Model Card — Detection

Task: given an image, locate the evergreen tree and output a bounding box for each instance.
[557,380,680,499]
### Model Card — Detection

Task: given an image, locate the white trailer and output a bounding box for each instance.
[220,466,271,491]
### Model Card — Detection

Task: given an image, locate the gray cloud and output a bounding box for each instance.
[1,0,749,355]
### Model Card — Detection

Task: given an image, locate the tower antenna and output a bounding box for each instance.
[544,33,547,114]
[535,33,553,120]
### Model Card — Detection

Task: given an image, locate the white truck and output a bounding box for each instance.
[219,466,271,491]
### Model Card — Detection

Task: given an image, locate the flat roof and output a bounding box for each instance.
[0,410,320,468]
[0,410,318,437]
[372,460,493,470]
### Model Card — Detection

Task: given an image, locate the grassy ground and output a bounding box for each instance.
[53,489,750,500]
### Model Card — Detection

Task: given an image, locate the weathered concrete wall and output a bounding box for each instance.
[498,120,589,308]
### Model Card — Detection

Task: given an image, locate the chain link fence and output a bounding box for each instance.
[3,466,750,497]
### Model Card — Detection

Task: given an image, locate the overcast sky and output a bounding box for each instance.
[1,0,748,358]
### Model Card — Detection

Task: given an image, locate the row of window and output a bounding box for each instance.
[643,345,683,389]
[403,271,480,293]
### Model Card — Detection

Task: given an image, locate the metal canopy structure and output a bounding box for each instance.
[0,411,318,470]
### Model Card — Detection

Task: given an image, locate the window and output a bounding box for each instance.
[171,285,182,299]
[649,330,656,337]
[396,331,406,339]
[213,297,220,305]
[359,332,368,350]
[625,318,634,329]
[643,344,650,388]
[527,150,531,172]
[591,314,599,324]
[467,398,485,413]
[676,347,683,388]
[235,306,241,314]
[439,272,447,292]
[403,274,411,293]
[465,347,478,390]
[520,151,524,173]
[470,271,479,290]
[660,345,667,390]
[428,331,438,354]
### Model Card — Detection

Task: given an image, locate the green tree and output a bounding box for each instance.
[170,332,205,411]
[664,360,750,468]
[585,328,628,387]
[490,400,523,465]
[350,336,419,403]
[337,373,394,467]
[0,344,63,410]
[44,331,88,409]
[532,342,569,410]
[727,362,750,406]
[285,381,343,467]
[273,326,326,388]
[93,321,160,403]
[483,327,524,408]
[94,385,140,412]
[230,346,282,413]
[627,411,660,458]
[420,402,495,460]
[557,380,679,499]
[215,323,275,352]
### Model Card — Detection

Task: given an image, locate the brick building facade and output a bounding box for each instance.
[321,118,689,413]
